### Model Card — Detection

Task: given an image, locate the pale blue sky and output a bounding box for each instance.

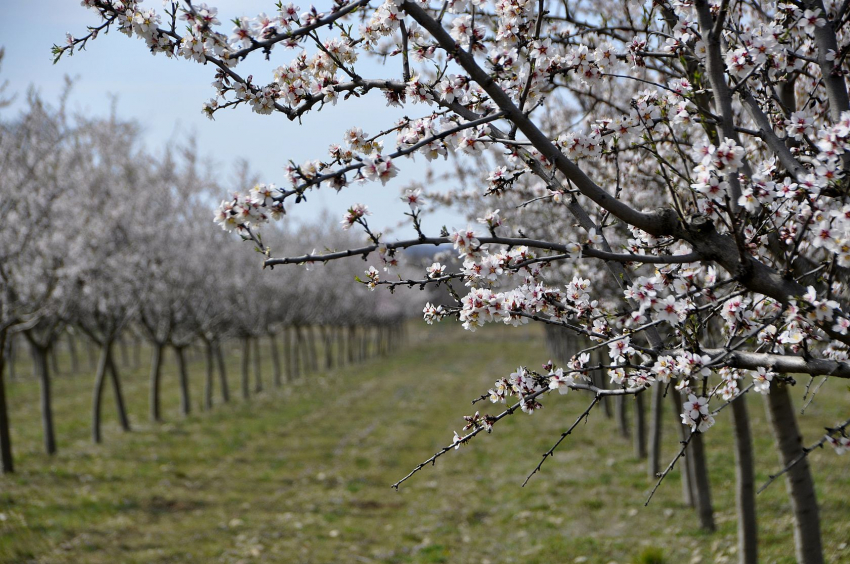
[0,0,466,234]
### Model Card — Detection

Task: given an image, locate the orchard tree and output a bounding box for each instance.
[0,85,86,458]
[63,1,850,562]
[134,143,217,419]
[0,48,18,472]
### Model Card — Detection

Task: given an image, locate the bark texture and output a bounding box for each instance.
[765,382,824,564]
[731,396,757,564]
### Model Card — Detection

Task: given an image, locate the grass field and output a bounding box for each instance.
[0,323,848,563]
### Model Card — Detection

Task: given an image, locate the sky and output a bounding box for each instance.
[0,0,467,235]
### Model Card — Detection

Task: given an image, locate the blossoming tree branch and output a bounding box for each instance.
[61,1,850,562]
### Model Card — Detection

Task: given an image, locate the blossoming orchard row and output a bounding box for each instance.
[58,0,850,561]
[0,86,410,475]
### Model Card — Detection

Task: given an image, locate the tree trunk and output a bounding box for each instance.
[689,430,716,532]
[648,384,663,478]
[204,341,214,411]
[731,395,757,564]
[765,381,824,564]
[634,392,647,459]
[175,346,191,416]
[252,336,263,393]
[107,345,131,432]
[215,341,230,403]
[269,333,282,387]
[0,331,14,473]
[32,344,57,455]
[149,341,164,422]
[241,337,250,400]
[92,341,110,444]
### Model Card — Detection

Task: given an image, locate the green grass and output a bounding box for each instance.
[1,323,849,563]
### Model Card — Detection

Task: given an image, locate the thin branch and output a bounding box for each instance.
[645,429,697,506]
[521,396,600,486]
[758,416,850,494]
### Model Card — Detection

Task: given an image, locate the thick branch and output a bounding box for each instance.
[665,348,850,379]
[399,1,669,236]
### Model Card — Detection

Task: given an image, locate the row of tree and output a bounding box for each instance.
[60,1,850,563]
[0,79,411,473]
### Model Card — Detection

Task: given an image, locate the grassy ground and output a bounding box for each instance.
[0,323,848,563]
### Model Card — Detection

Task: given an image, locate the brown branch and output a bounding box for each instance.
[399,0,670,237]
